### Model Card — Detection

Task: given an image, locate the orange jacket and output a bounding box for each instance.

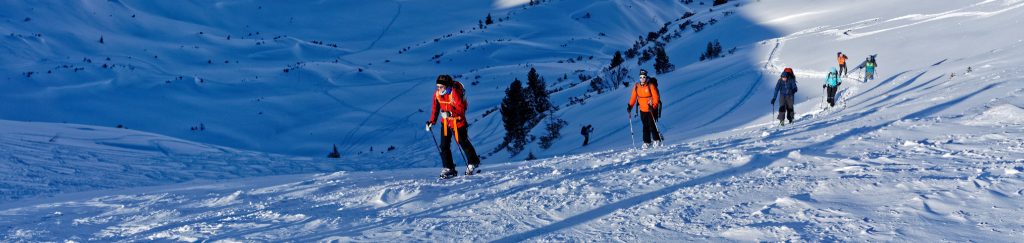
[430,87,467,129]
[837,54,847,65]
[629,82,659,112]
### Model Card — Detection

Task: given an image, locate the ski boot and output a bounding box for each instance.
[439,168,458,179]
[465,164,480,176]
[641,143,651,149]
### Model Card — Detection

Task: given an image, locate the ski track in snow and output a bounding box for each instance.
[360,1,402,52]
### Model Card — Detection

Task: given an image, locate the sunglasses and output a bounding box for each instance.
[639,75,647,79]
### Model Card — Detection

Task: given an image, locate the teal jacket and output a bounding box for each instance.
[824,68,841,87]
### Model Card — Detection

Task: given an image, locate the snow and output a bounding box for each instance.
[2,0,1024,241]
[964,104,1024,125]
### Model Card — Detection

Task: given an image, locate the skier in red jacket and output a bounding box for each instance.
[426,75,481,179]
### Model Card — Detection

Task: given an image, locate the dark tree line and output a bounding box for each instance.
[499,67,554,155]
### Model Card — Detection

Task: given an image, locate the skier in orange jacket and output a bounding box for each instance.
[627,69,662,149]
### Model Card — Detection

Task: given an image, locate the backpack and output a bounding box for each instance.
[451,81,467,105]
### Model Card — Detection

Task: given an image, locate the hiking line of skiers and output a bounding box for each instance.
[426,52,877,179]
[772,52,878,126]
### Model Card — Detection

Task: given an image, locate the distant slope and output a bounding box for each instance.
[0,119,359,202]
[0,0,694,162]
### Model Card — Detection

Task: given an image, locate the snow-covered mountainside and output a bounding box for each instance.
[0,119,373,202]
[0,0,697,162]
[2,0,1024,241]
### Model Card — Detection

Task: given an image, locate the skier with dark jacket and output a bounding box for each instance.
[628,70,662,148]
[580,124,594,146]
[426,75,481,179]
[823,67,842,107]
[771,68,799,125]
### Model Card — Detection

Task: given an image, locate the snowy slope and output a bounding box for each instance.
[0,119,366,203]
[3,0,1024,241]
[0,0,696,163]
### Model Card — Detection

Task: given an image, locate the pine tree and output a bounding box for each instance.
[716,41,723,57]
[327,144,341,158]
[654,45,675,74]
[485,14,494,25]
[99,35,104,44]
[525,67,552,117]
[700,40,723,61]
[638,49,652,65]
[609,51,624,69]
[500,79,531,154]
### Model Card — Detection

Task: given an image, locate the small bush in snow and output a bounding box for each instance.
[538,118,567,149]
[699,40,723,61]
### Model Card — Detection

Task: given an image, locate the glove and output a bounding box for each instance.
[425,121,433,132]
[626,104,632,114]
[440,111,451,118]
[770,98,775,105]
[822,84,826,89]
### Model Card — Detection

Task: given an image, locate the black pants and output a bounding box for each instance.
[582,134,590,146]
[839,64,847,77]
[777,96,795,122]
[439,126,480,170]
[640,111,661,143]
[826,85,838,107]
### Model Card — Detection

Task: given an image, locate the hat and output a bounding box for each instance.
[436,74,454,86]
[639,69,648,76]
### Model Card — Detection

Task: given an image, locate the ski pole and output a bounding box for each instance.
[821,86,827,109]
[454,133,470,168]
[428,126,444,165]
[648,111,663,141]
[446,117,471,167]
[627,113,636,149]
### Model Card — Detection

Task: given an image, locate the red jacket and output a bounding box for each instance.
[430,87,467,129]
